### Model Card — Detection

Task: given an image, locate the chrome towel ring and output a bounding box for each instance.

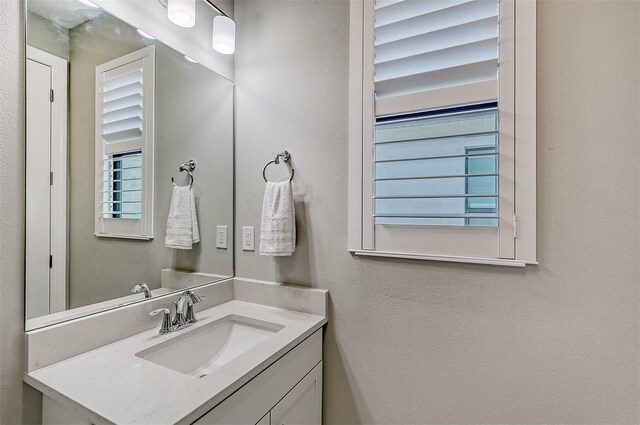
[263,151,294,183]
[171,160,196,188]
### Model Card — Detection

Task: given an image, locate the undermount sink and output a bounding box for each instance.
[136,314,284,378]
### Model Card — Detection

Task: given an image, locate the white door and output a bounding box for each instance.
[26,57,52,319]
[26,47,68,319]
[271,362,322,425]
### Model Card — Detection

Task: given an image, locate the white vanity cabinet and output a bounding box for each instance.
[193,330,323,425]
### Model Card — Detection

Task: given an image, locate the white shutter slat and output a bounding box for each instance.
[374,0,498,110]
[375,37,498,82]
[102,81,143,103]
[103,119,142,143]
[103,93,143,114]
[375,16,497,63]
[374,0,497,45]
[103,105,143,124]
[102,69,143,92]
[376,59,497,99]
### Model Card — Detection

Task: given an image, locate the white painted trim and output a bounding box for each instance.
[94,46,155,240]
[514,0,537,263]
[361,0,375,250]
[347,0,364,251]
[497,0,516,259]
[26,46,68,314]
[376,80,498,118]
[350,249,537,267]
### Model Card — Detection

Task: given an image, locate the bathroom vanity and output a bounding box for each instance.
[21,1,329,423]
[25,279,327,424]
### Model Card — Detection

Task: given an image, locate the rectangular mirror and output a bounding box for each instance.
[25,0,234,330]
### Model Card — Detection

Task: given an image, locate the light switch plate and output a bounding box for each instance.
[242,226,255,251]
[216,225,228,249]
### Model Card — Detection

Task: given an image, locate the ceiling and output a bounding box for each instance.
[28,0,103,29]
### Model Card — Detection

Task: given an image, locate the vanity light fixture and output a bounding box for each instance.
[184,55,198,63]
[167,0,196,28]
[159,0,236,55]
[212,15,235,55]
[136,29,156,40]
[77,0,100,8]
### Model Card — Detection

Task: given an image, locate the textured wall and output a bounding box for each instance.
[0,1,27,423]
[234,0,640,423]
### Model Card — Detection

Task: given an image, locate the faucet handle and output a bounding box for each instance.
[183,290,203,304]
[150,308,172,334]
[185,300,197,324]
[172,300,186,327]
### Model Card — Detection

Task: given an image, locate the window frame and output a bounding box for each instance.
[94,46,155,240]
[348,0,537,267]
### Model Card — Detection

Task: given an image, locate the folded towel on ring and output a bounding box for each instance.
[165,185,200,249]
[259,180,295,256]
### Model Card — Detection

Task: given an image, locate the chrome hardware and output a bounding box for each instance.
[177,290,203,325]
[171,160,196,188]
[263,151,294,183]
[131,282,151,298]
[185,301,197,324]
[172,300,187,327]
[150,290,203,334]
[150,308,172,334]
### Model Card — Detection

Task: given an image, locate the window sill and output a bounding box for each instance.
[349,249,538,268]
[94,233,153,241]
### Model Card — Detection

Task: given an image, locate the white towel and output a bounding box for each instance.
[260,180,296,256]
[165,185,200,249]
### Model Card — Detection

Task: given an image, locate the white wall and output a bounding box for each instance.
[0,1,33,423]
[234,0,640,423]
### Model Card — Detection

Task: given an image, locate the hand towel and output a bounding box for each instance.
[259,180,296,256]
[165,185,200,249]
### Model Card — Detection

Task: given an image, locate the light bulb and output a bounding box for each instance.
[212,16,235,55]
[167,0,195,28]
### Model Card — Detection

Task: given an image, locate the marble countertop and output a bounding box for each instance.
[25,300,327,425]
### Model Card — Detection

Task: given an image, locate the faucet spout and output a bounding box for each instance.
[131,282,152,298]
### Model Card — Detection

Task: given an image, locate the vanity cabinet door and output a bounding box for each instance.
[270,361,322,425]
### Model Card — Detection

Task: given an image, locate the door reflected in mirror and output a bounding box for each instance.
[25,0,234,330]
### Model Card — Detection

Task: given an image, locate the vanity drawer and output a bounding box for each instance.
[193,329,322,425]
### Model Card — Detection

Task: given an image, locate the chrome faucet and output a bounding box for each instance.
[149,290,203,334]
[131,282,152,298]
[176,290,203,324]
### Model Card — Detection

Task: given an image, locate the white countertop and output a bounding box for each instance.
[26,288,173,330]
[25,300,326,425]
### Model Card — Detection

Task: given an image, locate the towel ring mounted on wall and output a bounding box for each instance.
[263,151,294,183]
[171,160,196,188]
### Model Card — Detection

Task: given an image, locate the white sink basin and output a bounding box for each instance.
[136,314,284,378]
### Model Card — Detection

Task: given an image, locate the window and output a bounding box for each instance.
[104,151,142,219]
[95,46,155,239]
[348,0,536,266]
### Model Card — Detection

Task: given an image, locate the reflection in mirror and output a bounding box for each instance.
[25,0,234,330]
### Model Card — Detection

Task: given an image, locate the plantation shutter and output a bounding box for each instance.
[374,0,499,117]
[95,46,155,239]
[360,0,515,259]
